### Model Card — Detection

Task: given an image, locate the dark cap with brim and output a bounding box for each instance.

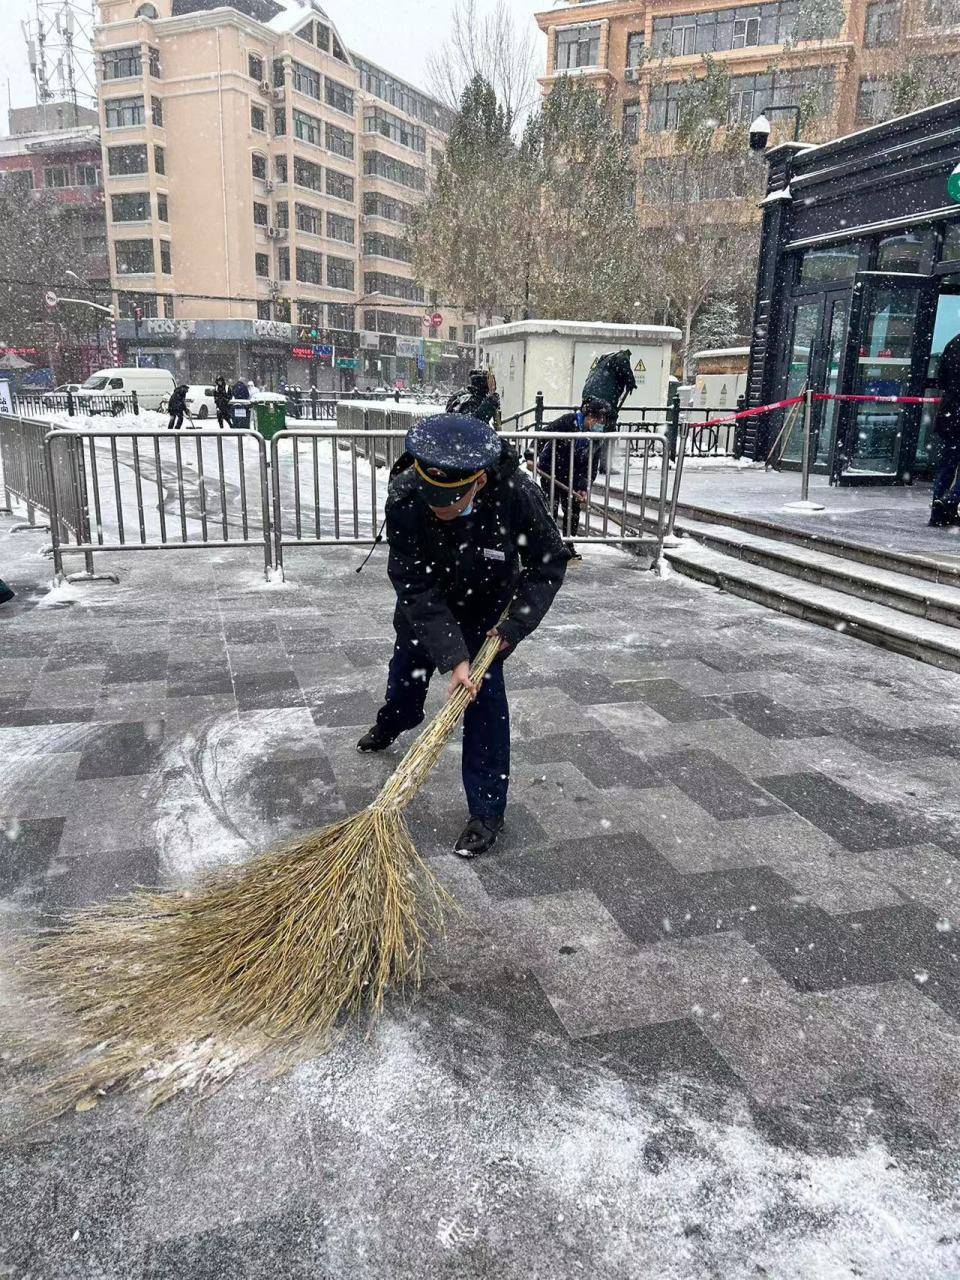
[405,413,502,508]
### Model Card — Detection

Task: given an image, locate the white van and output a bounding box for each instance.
[75,367,176,413]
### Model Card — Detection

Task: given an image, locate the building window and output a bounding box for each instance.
[356,57,451,129]
[363,150,425,191]
[148,46,161,77]
[622,102,642,143]
[627,32,646,66]
[108,143,148,174]
[118,291,158,318]
[102,46,142,80]
[653,1,799,57]
[293,155,323,191]
[326,122,355,159]
[555,23,601,69]
[5,170,34,192]
[927,0,960,23]
[276,200,289,228]
[251,104,266,132]
[278,247,290,280]
[463,324,476,345]
[865,0,901,43]
[154,144,165,173]
[275,154,288,182]
[797,242,863,283]
[855,76,892,122]
[298,302,322,328]
[291,61,321,100]
[326,211,355,243]
[364,272,424,302]
[157,193,168,221]
[727,67,836,125]
[325,167,355,201]
[293,108,322,146]
[274,107,286,136]
[160,240,172,274]
[257,300,272,319]
[252,152,267,180]
[105,95,146,128]
[273,58,285,88]
[111,191,150,220]
[248,53,264,82]
[363,231,411,262]
[327,302,354,330]
[255,252,270,277]
[327,256,355,290]
[876,228,934,272]
[295,202,321,234]
[325,78,354,115]
[363,191,413,224]
[448,326,458,341]
[363,106,426,153]
[82,232,108,255]
[44,166,69,188]
[76,163,100,186]
[275,299,291,322]
[647,81,685,131]
[116,239,155,274]
[151,96,163,127]
[253,201,269,226]
[135,3,158,17]
[296,247,323,284]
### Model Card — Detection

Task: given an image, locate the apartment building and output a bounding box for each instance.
[93,0,476,388]
[536,0,960,210]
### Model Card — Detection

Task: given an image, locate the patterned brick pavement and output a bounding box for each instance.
[3,516,960,1278]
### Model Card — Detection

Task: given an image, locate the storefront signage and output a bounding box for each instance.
[336,357,358,369]
[396,337,423,358]
[145,318,197,337]
[252,318,293,340]
[360,331,380,350]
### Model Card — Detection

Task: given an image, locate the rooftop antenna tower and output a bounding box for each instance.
[21,0,97,129]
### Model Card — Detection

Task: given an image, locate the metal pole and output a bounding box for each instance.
[800,387,813,503]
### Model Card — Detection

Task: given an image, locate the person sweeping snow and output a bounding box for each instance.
[357,413,568,857]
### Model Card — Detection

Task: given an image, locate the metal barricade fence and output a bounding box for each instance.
[1,413,51,523]
[13,391,140,418]
[44,427,272,580]
[269,428,671,577]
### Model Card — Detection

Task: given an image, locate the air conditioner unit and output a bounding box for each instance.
[359,214,367,225]
[263,179,275,192]
[260,80,271,95]
[266,225,279,239]
[273,87,285,102]
[625,66,641,82]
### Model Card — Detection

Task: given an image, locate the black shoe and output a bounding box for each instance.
[357,724,396,753]
[454,816,504,858]
[930,501,955,527]
[0,579,13,605]
[564,542,583,562]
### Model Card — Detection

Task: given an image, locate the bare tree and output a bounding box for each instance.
[426,0,542,133]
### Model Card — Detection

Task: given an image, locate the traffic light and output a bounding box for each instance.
[133,305,143,337]
[310,327,319,340]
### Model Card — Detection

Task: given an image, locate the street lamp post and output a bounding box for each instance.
[47,289,119,367]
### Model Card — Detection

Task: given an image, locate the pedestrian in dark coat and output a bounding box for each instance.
[534,397,610,560]
[213,375,233,429]
[356,414,568,857]
[930,333,960,526]
[231,378,251,428]
[447,369,501,428]
[166,383,190,430]
[0,579,13,605]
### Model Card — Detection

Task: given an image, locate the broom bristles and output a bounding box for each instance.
[8,633,505,1113]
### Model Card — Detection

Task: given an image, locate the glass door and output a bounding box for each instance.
[779,298,822,464]
[835,271,937,484]
[814,294,850,469]
[778,290,851,469]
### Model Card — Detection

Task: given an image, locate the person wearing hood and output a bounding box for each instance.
[446,369,501,428]
[356,414,568,857]
[166,383,191,430]
[213,375,233,429]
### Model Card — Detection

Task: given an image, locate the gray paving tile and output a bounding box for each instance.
[659,748,784,821]
[760,771,930,852]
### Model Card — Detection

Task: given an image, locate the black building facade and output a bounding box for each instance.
[747,98,960,484]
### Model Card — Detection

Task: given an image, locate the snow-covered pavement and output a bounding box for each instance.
[2,514,960,1278]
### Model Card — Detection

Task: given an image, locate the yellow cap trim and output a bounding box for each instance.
[413,461,484,490]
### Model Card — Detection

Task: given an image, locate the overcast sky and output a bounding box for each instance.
[0,0,551,133]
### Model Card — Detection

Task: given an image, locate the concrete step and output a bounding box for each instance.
[672,499,960,586]
[676,515,960,629]
[662,539,960,674]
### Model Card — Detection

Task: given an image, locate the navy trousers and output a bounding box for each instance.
[375,633,509,821]
[933,438,960,511]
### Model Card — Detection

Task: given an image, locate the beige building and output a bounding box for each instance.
[536,0,960,209]
[94,0,476,388]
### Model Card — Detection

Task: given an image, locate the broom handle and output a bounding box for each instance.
[370,628,506,815]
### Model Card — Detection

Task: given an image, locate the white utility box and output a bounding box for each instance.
[477,319,681,422]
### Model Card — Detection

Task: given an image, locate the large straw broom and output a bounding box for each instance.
[10,631,505,1113]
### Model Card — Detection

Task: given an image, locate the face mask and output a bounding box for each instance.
[590,423,605,432]
[458,501,474,517]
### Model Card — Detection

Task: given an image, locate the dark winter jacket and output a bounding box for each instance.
[384,443,567,671]
[167,386,188,415]
[232,379,250,401]
[934,334,960,441]
[581,350,637,418]
[536,412,604,494]
[213,382,231,413]
[446,387,501,427]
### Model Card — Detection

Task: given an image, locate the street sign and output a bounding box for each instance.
[421,314,433,329]
[431,312,443,328]
[44,291,58,308]
[335,357,358,369]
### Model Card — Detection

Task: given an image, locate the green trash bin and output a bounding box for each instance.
[253,398,287,440]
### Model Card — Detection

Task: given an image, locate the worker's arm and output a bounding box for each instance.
[495,480,568,651]
[385,499,469,673]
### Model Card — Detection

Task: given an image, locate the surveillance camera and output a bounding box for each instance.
[749,113,771,151]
